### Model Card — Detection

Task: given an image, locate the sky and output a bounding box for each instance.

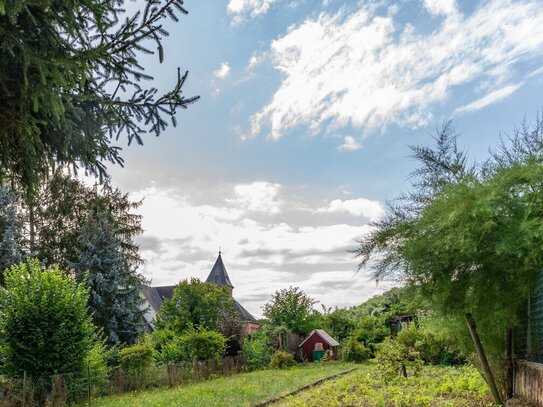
[107,0,543,317]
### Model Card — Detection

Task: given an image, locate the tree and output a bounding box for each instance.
[0,0,199,191]
[69,212,145,345]
[0,187,23,284]
[0,259,95,377]
[155,278,237,335]
[355,120,543,403]
[31,172,146,345]
[262,286,317,335]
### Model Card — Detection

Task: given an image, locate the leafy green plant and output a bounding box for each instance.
[0,259,95,378]
[157,329,227,364]
[341,337,371,362]
[118,341,155,390]
[270,350,295,369]
[376,336,423,381]
[242,330,272,371]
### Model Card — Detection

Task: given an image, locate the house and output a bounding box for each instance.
[299,329,340,361]
[141,252,260,335]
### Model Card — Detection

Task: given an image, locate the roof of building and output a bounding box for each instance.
[234,299,258,323]
[205,252,234,288]
[154,285,175,301]
[299,329,340,347]
[141,285,163,312]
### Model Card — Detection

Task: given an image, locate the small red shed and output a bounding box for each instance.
[299,329,340,361]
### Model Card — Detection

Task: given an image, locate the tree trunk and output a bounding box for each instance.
[465,313,503,406]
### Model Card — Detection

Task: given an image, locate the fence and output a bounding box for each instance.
[515,269,543,363]
[0,356,245,407]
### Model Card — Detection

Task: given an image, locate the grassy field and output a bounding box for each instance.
[93,362,492,407]
[277,363,492,407]
[92,362,356,407]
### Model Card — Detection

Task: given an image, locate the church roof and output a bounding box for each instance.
[234,299,257,323]
[205,252,233,288]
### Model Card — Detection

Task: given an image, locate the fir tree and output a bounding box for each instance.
[0,0,199,191]
[0,187,23,283]
[69,212,145,345]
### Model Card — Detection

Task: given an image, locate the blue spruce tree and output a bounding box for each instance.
[69,211,145,345]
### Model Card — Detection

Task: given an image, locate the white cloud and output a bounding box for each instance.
[316,198,384,221]
[250,0,543,140]
[423,0,457,16]
[454,83,523,115]
[213,62,231,79]
[229,181,283,214]
[338,135,361,151]
[227,0,277,24]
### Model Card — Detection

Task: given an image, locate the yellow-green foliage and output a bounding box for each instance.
[279,364,491,407]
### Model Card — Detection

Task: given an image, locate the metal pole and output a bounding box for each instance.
[87,365,92,407]
[22,371,26,407]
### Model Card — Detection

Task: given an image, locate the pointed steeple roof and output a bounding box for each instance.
[206,252,233,288]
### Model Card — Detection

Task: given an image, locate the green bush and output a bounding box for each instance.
[157,329,227,364]
[84,340,111,395]
[119,341,155,389]
[341,337,372,362]
[241,330,272,371]
[0,259,95,377]
[376,336,423,381]
[270,350,295,369]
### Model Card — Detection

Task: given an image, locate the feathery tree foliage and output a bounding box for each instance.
[355,119,543,396]
[0,0,199,191]
[0,188,23,284]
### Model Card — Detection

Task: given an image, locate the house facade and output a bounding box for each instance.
[141,252,260,335]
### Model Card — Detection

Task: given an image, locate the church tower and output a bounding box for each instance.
[205,251,233,296]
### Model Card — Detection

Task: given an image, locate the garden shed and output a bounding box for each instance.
[299,329,339,361]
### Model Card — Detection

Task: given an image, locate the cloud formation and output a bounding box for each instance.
[338,135,361,151]
[227,0,277,24]
[131,180,384,316]
[213,62,231,79]
[250,0,543,140]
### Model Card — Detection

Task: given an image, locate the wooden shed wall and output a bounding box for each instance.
[300,332,331,361]
[515,360,543,405]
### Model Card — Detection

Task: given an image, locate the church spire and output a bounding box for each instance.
[206,251,234,289]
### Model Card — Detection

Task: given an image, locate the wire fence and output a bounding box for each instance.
[0,356,245,407]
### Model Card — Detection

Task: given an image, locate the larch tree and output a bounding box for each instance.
[355,120,543,404]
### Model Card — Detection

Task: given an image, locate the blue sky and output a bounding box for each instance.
[109,0,543,316]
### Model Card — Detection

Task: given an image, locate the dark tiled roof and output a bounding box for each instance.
[205,253,233,288]
[233,299,258,323]
[299,329,340,347]
[154,285,175,301]
[141,285,163,312]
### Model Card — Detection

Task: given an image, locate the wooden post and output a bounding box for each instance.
[506,326,514,400]
[466,313,503,406]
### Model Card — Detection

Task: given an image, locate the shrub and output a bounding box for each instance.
[0,259,95,378]
[242,330,272,371]
[157,329,227,364]
[270,350,295,369]
[118,341,155,389]
[179,329,227,363]
[84,340,111,395]
[376,336,423,381]
[341,337,372,362]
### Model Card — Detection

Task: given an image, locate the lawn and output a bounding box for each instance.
[92,362,356,407]
[276,363,493,407]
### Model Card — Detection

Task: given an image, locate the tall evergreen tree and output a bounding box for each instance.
[0,0,199,191]
[69,212,145,345]
[0,187,23,284]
